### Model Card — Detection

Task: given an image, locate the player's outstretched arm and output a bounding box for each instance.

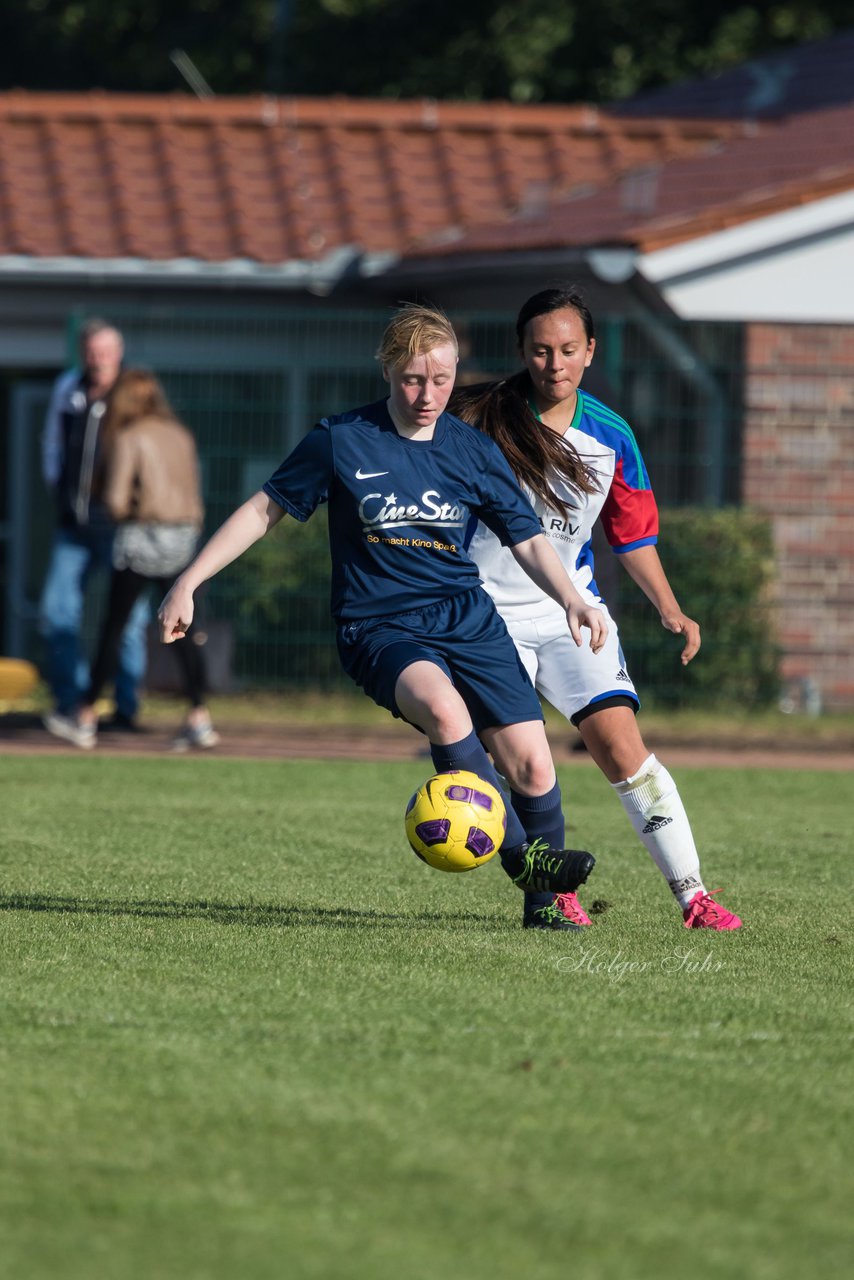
[158,491,285,644]
[510,534,608,653]
[618,545,700,665]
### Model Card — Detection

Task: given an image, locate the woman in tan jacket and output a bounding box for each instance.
[51,369,218,750]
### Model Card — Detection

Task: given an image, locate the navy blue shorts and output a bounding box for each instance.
[336,586,543,733]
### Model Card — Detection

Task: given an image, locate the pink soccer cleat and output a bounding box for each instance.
[554,892,593,927]
[524,891,592,931]
[683,889,742,931]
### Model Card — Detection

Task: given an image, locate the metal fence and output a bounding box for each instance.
[9,302,761,707]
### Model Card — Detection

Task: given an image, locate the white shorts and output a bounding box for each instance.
[504,604,639,725]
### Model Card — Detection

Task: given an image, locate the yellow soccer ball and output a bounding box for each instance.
[404,770,506,873]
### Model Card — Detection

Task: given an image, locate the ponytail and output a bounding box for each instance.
[450,371,598,519]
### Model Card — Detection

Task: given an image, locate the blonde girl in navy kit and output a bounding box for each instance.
[158,304,609,920]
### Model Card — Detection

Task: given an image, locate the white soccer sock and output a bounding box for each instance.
[612,754,706,910]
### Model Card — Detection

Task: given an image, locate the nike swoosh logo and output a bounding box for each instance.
[355,468,389,479]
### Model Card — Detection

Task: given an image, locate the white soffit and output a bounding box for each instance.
[639,189,854,322]
[0,246,373,289]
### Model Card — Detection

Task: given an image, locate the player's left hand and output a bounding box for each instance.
[566,602,608,654]
[661,611,701,664]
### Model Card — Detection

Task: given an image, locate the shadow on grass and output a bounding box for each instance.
[0,892,506,931]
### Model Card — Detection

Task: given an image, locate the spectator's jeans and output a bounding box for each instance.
[38,526,149,718]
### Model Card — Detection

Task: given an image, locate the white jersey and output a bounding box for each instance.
[467,389,659,621]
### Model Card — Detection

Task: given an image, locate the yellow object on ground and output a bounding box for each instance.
[0,657,39,701]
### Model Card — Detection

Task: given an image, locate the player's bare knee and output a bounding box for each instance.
[421,689,471,743]
[581,712,648,782]
[502,754,554,796]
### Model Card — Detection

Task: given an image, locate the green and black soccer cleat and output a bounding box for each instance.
[509,838,596,895]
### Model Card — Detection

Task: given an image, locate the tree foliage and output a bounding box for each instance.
[3,0,852,102]
[2,1,275,95]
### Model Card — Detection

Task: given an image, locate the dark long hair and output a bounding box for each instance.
[450,288,599,519]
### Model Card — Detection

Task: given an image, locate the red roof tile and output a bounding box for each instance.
[0,91,738,264]
[414,103,854,258]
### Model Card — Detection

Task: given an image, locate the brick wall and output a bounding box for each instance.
[743,324,854,711]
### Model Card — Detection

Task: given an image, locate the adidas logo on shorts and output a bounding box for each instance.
[615,667,631,682]
[642,814,673,834]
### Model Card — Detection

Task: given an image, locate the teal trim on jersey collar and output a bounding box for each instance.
[526,391,583,434]
[530,389,649,490]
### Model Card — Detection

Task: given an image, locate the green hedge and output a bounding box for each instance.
[616,508,780,708]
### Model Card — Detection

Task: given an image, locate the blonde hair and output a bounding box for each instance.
[375,303,458,370]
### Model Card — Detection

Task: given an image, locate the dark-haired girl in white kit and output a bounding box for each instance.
[453,288,742,932]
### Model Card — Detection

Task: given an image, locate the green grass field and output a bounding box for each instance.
[1,753,851,1280]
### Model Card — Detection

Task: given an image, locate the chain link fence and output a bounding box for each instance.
[16,303,770,708]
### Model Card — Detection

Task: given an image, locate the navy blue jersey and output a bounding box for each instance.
[263,399,542,620]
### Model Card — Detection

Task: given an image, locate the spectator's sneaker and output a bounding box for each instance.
[524,892,593,932]
[512,838,595,895]
[43,712,96,750]
[171,718,220,752]
[683,889,742,930]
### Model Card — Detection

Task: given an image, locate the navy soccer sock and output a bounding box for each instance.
[511,782,565,913]
[429,732,527,857]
